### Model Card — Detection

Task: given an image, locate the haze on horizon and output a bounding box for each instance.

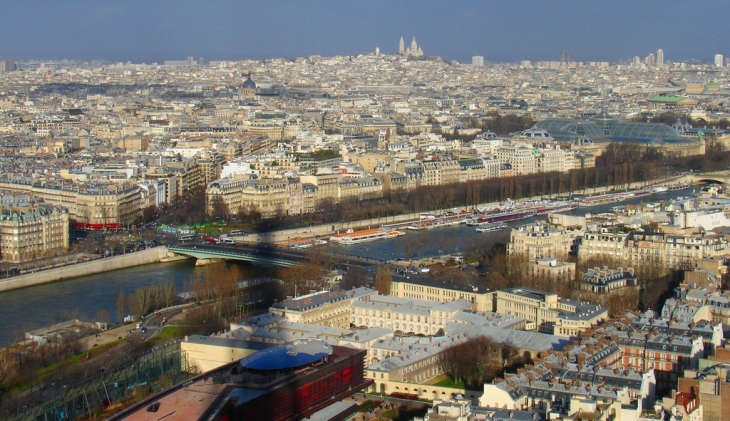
[2,0,728,64]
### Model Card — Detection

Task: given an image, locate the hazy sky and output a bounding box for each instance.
[2,1,728,63]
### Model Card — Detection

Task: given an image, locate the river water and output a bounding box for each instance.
[0,189,693,345]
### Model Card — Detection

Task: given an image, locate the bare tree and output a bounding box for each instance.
[374,265,392,296]
[438,336,522,388]
[116,290,126,321]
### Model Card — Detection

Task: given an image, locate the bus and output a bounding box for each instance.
[222,238,236,245]
[229,229,244,235]
[179,234,195,242]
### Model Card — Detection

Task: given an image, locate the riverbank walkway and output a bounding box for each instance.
[237,174,692,246]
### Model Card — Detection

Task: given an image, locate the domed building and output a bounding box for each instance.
[240,71,257,97]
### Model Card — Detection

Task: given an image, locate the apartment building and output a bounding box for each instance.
[616,330,704,393]
[580,267,638,294]
[300,173,339,204]
[508,223,582,260]
[678,361,730,421]
[497,144,538,176]
[528,257,576,281]
[0,178,142,229]
[381,172,408,193]
[0,203,69,262]
[457,158,489,183]
[578,229,728,268]
[421,158,460,186]
[196,150,225,184]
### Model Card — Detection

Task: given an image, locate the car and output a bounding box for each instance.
[140,327,147,333]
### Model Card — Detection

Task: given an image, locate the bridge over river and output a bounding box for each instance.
[685,170,730,185]
[167,244,298,267]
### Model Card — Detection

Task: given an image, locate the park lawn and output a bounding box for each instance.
[433,377,466,389]
[147,325,181,346]
[157,326,178,341]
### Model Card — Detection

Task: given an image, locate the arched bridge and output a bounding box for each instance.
[687,170,730,185]
[167,245,297,267]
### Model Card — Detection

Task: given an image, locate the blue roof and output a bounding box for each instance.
[239,339,333,370]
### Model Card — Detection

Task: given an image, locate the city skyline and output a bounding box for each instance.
[1,0,729,64]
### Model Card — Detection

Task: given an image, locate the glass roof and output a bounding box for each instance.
[534,119,575,132]
[610,123,682,140]
[560,122,604,137]
[591,110,619,124]
[534,119,603,137]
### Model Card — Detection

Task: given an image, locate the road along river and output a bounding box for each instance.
[0,188,693,345]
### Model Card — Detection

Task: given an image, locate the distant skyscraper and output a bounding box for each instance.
[560,52,570,63]
[399,36,405,54]
[0,60,16,72]
[645,53,655,66]
[715,54,724,68]
[472,56,484,67]
[656,49,664,67]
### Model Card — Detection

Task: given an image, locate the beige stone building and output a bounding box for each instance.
[196,150,226,185]
[578,229,728,268]
[0,203,69,263]
[300,173,339,203]
[246,122,285,141]
[457,158,489,183]
[381,173,409,193]
[366,334,470,386]
[497,144,538,175]
[528,257,576,281]
[390,278,494,313]
[268,288,377,328]
[495,287,607,336]
[421,158,460,186]
[180,335,269,374]
[351,296,473,336]
[0,179,142,230]
[508,222,582,260]
[240,178,291,218]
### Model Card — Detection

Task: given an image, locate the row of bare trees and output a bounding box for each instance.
[201,145,730,233]
[115,281,177,321]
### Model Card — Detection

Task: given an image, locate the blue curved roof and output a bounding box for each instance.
[240,339,333,370]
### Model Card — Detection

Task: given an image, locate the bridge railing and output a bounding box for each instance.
[167,246,296,267]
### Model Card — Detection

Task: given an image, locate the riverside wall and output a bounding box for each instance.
[0,247,170,292]
[243,175,692,245]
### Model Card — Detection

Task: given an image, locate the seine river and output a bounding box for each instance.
[0,189,693,345]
